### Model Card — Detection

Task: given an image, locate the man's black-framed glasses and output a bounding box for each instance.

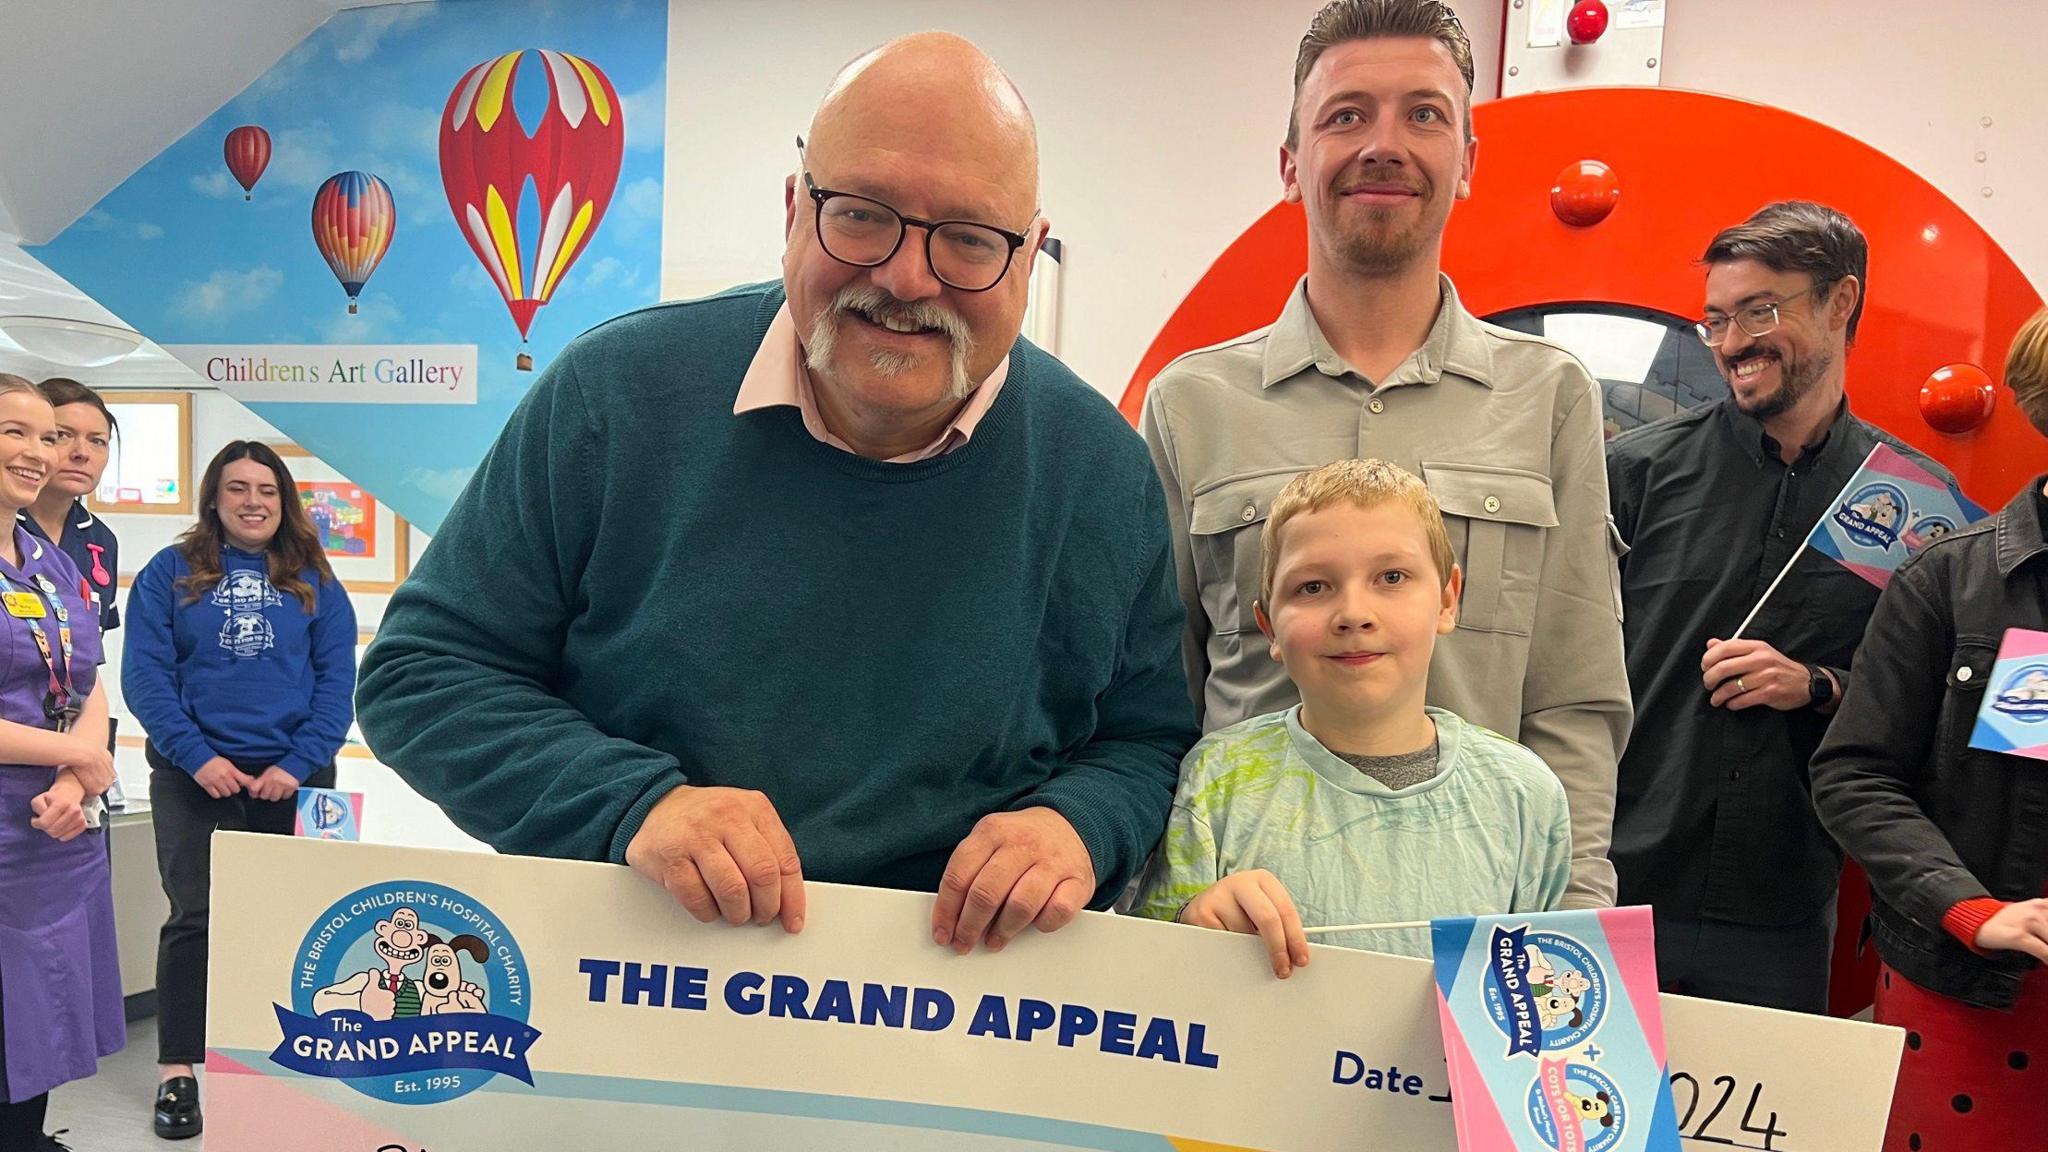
[1695,282,1831,347]
[796,136,1031,293]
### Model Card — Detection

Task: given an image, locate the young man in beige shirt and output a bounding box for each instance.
[1140,0,1629,908]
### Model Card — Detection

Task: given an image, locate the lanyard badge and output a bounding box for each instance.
[0,570,76,728]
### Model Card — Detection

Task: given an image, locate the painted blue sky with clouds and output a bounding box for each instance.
[33,0,666,530]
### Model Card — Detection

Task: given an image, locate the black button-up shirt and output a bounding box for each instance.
[1605,399,1954,926]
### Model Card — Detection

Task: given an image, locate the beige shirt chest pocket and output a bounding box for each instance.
[1188,469,1303,636]
[1423,462,1558,637]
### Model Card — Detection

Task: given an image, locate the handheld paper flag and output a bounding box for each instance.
[1969,628,2048,761]
[1805,444,1988,589]
[294,788,363,841]
[1433,907,1682,1152]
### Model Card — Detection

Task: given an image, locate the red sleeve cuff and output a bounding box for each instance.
[1942,897,2008,953]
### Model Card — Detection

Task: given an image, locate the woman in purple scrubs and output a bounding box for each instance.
[0,375,121,1152]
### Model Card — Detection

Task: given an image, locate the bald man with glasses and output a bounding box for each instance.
[1605,201,1956,1013]
[360,33,1194,956]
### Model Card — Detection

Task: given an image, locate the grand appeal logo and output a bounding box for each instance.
[276,881,539,1104]
[1483,927,1607,1057]
[1525,1061,1626,1152]
[1993,663,2048,724]
[1833,482,1909,551]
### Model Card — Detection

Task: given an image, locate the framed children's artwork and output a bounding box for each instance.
[273,443,411,592]
[89,390,194,515]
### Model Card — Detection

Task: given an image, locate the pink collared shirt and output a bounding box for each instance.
[732,303,1008,462]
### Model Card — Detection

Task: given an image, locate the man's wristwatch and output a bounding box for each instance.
[1807,664,1835,708]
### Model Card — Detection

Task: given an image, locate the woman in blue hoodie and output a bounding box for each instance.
[123,441,357,1140]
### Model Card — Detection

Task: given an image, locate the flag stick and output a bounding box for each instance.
[1728,542,1807,642]
[1302,920,1429,937]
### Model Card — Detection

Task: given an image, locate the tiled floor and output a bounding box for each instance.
[46,1016,200,1151]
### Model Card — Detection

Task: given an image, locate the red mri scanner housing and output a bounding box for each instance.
[1118,88,2048,1017]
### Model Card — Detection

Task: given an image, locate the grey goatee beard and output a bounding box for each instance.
[806,285,977,402]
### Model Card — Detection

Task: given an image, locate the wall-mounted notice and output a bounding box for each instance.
[163,344,477,404]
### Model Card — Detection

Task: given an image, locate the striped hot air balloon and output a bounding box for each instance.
[439,49,626,370]
[223,125,271,200]
[310,171,395,315]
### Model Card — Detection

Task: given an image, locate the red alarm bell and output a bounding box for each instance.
[1567,0,1611,45]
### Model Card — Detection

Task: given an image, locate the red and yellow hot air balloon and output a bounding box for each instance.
[439,49,626,370]
[311,171,396,315]
[224,124,271,201]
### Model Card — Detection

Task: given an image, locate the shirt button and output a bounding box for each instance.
[1957,666,1974,683]
[1368,398,1385,414]
[1483,495,1501,514]
[1241,503,1257,522]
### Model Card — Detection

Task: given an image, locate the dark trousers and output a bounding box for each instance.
[0,965,49,1152]
[148,743,335,1064]
[1654,906,1836,1014]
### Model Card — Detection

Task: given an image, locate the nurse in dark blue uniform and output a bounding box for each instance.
[18,379,119,640]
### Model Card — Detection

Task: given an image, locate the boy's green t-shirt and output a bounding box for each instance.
[1132,706,1571,960]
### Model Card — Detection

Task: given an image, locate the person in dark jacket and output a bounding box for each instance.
[123,441,357,1140]
[1812,306,2048,1151]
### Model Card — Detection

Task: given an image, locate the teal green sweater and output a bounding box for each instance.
[357,283,1196,903]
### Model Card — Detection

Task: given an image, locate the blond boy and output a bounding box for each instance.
[1133,460,1570,974]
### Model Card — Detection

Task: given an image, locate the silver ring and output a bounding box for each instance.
[1737,677,1749,694]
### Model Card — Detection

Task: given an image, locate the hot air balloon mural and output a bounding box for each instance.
[223,124,271,201]
[311,171,396,315]
[440,49,626,370]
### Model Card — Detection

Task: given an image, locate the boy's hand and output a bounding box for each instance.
[1178,869,1310,979]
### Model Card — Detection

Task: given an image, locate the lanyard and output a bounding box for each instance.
[0,568,76,729]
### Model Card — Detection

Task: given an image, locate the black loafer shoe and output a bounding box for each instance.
[154,1076,203,1140]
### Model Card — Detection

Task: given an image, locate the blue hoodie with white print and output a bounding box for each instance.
[122,544,357,779]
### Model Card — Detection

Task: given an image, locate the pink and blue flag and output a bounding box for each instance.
[1969,628,2048,762]
[1432,907,1681,1152]
[1805,444,1988,589]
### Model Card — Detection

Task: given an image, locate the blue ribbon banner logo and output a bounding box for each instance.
[270,1004,540,1083]
[1487,926,1543,1057]
[1834,483,1909,551]
[1484,927,1608,1057]
[1994,663,2048,724]
[284,880,539,1104]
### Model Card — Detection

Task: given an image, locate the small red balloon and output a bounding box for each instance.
[1919,363,1996,434]
[1568,0,1611,44]
[1550,159,1620,227]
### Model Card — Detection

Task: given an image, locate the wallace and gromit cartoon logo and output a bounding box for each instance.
[274,881,539,1104]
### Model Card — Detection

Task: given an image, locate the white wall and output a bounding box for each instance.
[1660,0,2048,301]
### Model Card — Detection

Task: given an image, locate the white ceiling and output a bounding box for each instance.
[0,0,414,383]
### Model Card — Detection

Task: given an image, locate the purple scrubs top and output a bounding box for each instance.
[0,524,122,1102]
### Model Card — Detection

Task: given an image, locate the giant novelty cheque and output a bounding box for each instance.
[207,836,1902,1151]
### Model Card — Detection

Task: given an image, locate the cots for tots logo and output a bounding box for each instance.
[1833,482,1909,551]
[1993,664,2048,724]
[1483,927,1607,1057]
[1902,514,1958,554]
[273,881,539,1104]
[1526,1061,1626,1152]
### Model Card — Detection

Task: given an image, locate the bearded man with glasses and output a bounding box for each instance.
[360,33,1194,958]
[1605,200,1956,1013]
